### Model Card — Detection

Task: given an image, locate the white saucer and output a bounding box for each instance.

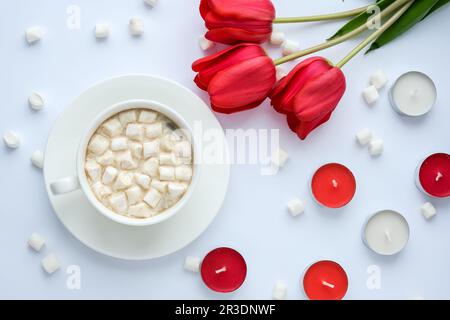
[43,74,230,260]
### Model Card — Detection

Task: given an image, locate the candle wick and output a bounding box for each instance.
[215,266,227,274]
[331,179,338,188]
[436,172,443,182]
[321,280,335,289]
[384,229,392,243]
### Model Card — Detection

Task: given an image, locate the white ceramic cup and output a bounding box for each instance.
[49,99,200,227]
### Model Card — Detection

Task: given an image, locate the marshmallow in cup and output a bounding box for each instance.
[49,99,199,227]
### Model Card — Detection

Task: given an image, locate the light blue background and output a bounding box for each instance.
[1,0,449,299]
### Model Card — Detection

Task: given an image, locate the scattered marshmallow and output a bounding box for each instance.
[119,110,137,125]
[287,198,304,217]
[144,0,157,7]
[31,150,44,169]
[88,134,109,155]
[184,256,201,272]
[28,92,45,111]
[276,66,287,81]
[126,186,143,205]
[270,31,285,46]
[28,233,45,252]
[356,128,373,146]
[199,36,214,51]
[41,254,60,274]
[129,202,152,218]
[102,118,122,137]
[109,192,128,213]
[368,139,383,156]
[143,140,160,158]
[3,130,21,149]
[139,110,158,123]
[271,148,289,168]
[175,166,192,181]
[113,171,134,190]
[126,123,144,141]
[369,70,388,90]
[272,282,287,300]
[144,188,162,208]
[129,17,144,36]
[102,166,118,185]
[282,39,300,56]
[111,137,128,151]
[25,26,43,44]
[94,23,110,39]
[145,122,163,139]
[159,166,175,181]
[135,173,151,189]
[362,85,379,105]
[85,160,102,181]
[421,202,436,220]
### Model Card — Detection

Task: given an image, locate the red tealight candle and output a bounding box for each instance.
[416,153,450,198]
[200,247,247,293]
[302,260,348,300]
[311,163,356,208]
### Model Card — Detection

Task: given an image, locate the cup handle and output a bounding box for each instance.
[50,176,80,195]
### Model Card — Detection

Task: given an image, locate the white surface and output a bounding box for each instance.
[0,0,449,299]
[43,75,229,258]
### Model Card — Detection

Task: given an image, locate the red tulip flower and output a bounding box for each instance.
[200,0,275,44]
[192,43,276,114]
[270,57,346,140]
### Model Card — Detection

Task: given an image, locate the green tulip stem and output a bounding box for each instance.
[273,0,413,66]
[273,5,369,23]
[336,0,414,68]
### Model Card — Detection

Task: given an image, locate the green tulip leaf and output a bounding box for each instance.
[366,0,441,54]
[328,0,395,40]
[422,0,450,20]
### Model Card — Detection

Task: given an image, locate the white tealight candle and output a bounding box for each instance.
[389,71,437,116]
[362,210,410,256]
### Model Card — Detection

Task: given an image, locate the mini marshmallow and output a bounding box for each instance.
[142,157,159,177]
[28,92,45,110]
[3,130,21,149]
[282,39,300,56]
[356,128,373,146]
[129,202,153,218]
[368,139,383,156]
[143,140,160,159]
[287,198,304,217]
[151,179,168,193]
[273,282,287,300]
[184,256,201,273]
[102,166,118,185]
[175,166,193,181]
[109,192,128,213]
[144,0,157,7]
[271,148,289,168]
[144,188,162,208]
[126,123,144,141]
[31,150,44,169]
[111,137,128,151]
[126,185,143,205]
[25,26,43,44]
[85,160,102,181]
[159,166,175,181]
[113,171,134,190]
[135,173,151,189]
[362,85,379,105]
[102,118,122,137]
[129,17,144,36]
[118,110,137,125]
[421,202,436,220]
[160,133,178,152]
[139,110,158,123]
[145,122,163,139]
[28,233,45,252]
[369,70,388,90]
[88,134,109,155]
[270,31,285,46]
[91,181,112,199]
[129,142,143,159]
[97,150,114,166]
[159,152,178,166]
[199,36,214,51]
[41,254,60,274]
[174,141,192,159]
[276,66,287,81]
[94,23,110,39]
[168,182,187,199]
